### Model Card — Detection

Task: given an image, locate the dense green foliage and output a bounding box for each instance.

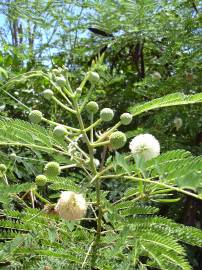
[0,1,202,269]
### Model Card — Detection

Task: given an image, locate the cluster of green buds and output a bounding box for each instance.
[52,67,67,87]
[27,69,134,195]
[35,161,61,187]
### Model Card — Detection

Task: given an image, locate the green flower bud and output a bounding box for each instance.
[109,131,127,150]
[53,125,67,138]
[120,113,133,125]
[87,71,100,84]
[44,161,61,177]
[86,101,99,114]
[56,76,66,87]
[100,108,114,122]
[35,174,47,187]
[43,89,54,100]
[29,110,43,124]
[0,164,7,174]
[75,87,82,98]
[10,153,17,160]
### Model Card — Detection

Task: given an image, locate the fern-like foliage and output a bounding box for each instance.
[0,118,68,156]
[1,198,202,270]
[0,183,35,204]
[97,201,202,270]
[146,150,202,192]
[129,92,202,116]
[0,208,93,269]
[111,149,202,199]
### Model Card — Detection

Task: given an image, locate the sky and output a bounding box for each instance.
[0,14,5,26]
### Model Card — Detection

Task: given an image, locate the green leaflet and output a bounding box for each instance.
[129,92,202,116]
[0,118,68,156]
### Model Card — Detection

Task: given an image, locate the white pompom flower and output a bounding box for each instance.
[55,191,87,220]
[129,134,160,161]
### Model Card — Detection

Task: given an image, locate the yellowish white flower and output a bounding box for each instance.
[129,133,160,161]
[55,191,87,220]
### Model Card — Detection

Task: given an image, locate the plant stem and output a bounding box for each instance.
[92,140,110,148]
[0,142,69,156]
[82,241,94,269]
[72,97,102,267]
[65,136,89,159]
[124,176,202,201]
[44,75,74,101]
[84,119,102,132]
[90,113,94,144]
[3,174,9,185]
[33,189,51,204]
[96,122,121,143]
[42,117,80,132]
[52,96,76,114]
[60,164,77,170]
[138,170,144,196]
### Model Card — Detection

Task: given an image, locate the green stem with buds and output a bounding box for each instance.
[42,117,80,132]
[44,74,74,102]
[96,122,121,143]
[71,93,103,267]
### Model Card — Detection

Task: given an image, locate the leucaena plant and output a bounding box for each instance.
[1,64,202,269]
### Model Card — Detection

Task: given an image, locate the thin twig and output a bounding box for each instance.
[82,241,94,269]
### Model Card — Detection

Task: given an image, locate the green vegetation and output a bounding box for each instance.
[0,1,201,269]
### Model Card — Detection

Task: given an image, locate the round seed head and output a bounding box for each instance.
[100,108,114,122]
[35,175,47,187]
[53,125,67,138]
[120,113,133,125]
[86,101,99,114]
[44,161,61,177]
[87,71,100,84]
[29,110,43,124]
[109,131,127,150]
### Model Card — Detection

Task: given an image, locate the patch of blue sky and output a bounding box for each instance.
[0,14,6,26]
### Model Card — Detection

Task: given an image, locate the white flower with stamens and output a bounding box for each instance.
[55,191,87,220]
[129,134,160,161]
